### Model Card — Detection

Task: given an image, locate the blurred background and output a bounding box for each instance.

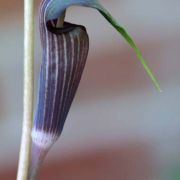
[0,0,180,179]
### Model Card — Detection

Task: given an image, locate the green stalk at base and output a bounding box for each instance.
[16,0,34,179]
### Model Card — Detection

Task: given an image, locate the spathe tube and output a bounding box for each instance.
[29,21,89,179]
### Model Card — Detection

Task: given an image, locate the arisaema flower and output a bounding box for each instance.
[29,0,161,179]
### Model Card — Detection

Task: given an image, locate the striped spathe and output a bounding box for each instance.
[32,19,89,150]
[29,1,89,178]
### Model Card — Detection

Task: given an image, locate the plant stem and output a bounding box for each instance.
[17,0,34,179]
[56,10,66,28]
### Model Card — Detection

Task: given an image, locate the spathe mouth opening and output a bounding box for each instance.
[46,19,86,34]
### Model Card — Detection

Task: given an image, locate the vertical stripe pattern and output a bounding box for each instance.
[32,0,89,149]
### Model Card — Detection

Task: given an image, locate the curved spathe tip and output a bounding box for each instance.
[45,0,100,21]
[44,0,161,91]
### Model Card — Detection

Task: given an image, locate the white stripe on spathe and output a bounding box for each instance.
[54,34,67,133]
[60,32,74,123]
[49,34,59,134]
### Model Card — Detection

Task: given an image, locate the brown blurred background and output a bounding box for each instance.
[0,0,180,179]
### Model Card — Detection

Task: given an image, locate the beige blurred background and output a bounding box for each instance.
[0,0,180,179]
